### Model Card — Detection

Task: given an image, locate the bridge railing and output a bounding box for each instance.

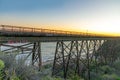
[0,25,101,37]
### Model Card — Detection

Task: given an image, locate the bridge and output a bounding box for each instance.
[0,25,120,80]
[0,25,116,42]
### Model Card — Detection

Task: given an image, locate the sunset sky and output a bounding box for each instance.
[0,0,120,35]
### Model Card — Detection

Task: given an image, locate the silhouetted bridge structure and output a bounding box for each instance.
[0,25,119,80]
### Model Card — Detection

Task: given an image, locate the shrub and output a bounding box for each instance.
[100,65,115,74]
[102,74,120,80]
[10,58,37,80]
[113,60,120,70]
[0,59,5,80]
[70,74,84,80]
[10,73,20,80]
[90,72,102,80]
[102,74,114,80]
[0,54,16,69]
[0,59,4,70]
[0,53,38,80]
[42,76,62,80]
[43,63,52,69]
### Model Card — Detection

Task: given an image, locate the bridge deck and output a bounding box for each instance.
[0,25,106,37]
[0,37,120,42]
[0,25,119,42]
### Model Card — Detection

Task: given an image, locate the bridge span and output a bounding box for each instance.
[0,25,119,42]
[0,25,120,80]
[0,25,102,37]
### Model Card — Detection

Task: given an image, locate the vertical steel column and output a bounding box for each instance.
[65,41,81,77]
[61,41,66,79]
[52,42,59,76]
[65,41,77,77]
[93,40,98,73]
[65,41,73,78]
[32,42,36,65]
[0,44,1,51]
[32,42,42,70]
[94,40,103,71]
[38,42,42,70]
[86,40,90,80]
[52,41,65,77]
[75,41,79,74]
[52,41,72,78]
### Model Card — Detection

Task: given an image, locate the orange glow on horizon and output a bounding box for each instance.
[1,24,120,37]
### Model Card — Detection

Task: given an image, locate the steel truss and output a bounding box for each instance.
[0,42,42,70]
[1,39,118,80]
[32,42,42,70]
[0,39,108,80]
[52,40,105,80]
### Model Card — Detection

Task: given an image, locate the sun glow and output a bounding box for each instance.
[77,16,120,36]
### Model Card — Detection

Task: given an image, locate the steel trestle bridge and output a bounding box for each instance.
[0,25,120,80]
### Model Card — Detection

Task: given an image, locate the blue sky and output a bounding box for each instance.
[0,0,67,13]
[0,0,120,34]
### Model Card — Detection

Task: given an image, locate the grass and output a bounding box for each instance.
[1,40,120,80]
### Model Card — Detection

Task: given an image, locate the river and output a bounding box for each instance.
[0,42,56,64]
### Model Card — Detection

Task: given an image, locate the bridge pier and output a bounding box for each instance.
[32,42,42,70]
[52,41,66,78]
[52,40,105,80]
